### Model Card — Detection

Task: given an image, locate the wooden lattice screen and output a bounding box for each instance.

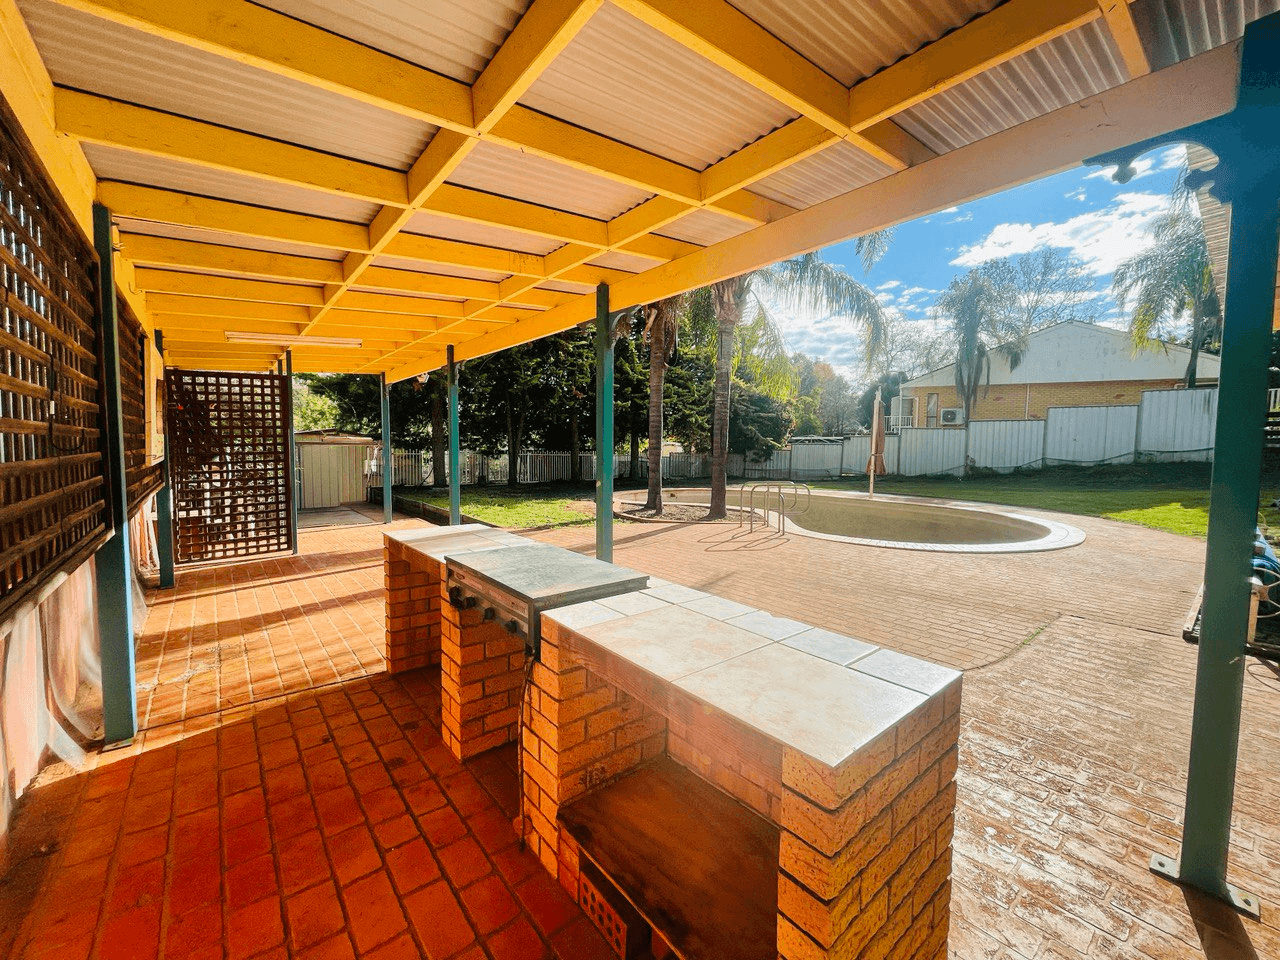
[0,95,107,622]
[118,295,161,514]
[166,369,293,564]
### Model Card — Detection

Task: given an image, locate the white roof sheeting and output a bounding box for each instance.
[256,0,530,83]
[18,0,434,170]
[447,142,651,220]
[1134,0,1280,68]
[727,0,1001,86]
[752,141,895,209]
[114,219,347,261]
[83,144,382,222]
[402,211,564,256]
[896,20,1127,153]
[657,208,753,246]
[521,3,797,170]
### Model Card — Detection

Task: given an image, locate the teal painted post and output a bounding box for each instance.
[154,333,174,588]
[1176,19,1280,905]
[92,203,137,746]
[286,349,299,551]
[448,345,461,524]
[380,373,393,524]
[595,284,614,562]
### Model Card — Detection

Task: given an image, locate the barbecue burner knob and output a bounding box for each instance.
[447,586,463,606]
[505,619,520,635]
[461,595,477,609]
[482,607,495,621]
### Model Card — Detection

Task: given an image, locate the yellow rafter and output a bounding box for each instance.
[1096,1,1151,78]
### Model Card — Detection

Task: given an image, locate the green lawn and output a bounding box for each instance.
[818,462,1280,539]
[396,484,596,529]
[394,464,1280,539]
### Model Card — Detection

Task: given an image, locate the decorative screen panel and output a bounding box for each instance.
[166,369,293,564]
[0,95,107,622]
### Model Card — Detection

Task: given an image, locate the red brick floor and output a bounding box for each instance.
[3,506,1278,960]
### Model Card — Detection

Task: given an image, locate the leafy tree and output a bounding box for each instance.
[980,249,1098,334]
[298,373,436,448]
[641,294,687,511]
[706,238,890,517]
[1112,185,1221,387]
[933,272,1021,423]
[855,372,908,430]
[293,380,340,432]
[791,395,824,435]
[460,341,563,487]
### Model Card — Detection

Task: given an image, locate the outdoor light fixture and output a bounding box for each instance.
[224,331,363,348]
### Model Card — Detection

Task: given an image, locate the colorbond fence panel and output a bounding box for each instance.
[1045,405,1138,466]
[899,428,966,476]
[968,420,1046,473]
[1138,387,1217,461]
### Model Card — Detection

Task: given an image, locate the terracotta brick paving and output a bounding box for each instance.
[3,504,1278,960]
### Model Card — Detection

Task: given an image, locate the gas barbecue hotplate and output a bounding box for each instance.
[444,544,648,659]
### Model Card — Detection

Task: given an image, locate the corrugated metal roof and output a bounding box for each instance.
[114,218,346,261]
[750,141,893,209]
[258,0,528,83]
[83,144,381,222]
[349,285,465,303]
[521,3,797,170]
[19,0,433,170]
[1132,0,1280,69]
[656,208,752,246]
[403,211,563,256]
[447,142,650,220]
[727,0,1000,86]
[372,254,509,283]
[589,251,651,273]
[538,280,595,295]
[894,20,1126,154]
[1188,144,1230,306]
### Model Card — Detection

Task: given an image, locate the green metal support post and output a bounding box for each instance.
[448,345,461,524]
[92,203,137,746]
[595,283,614,562]
[153,331,174,588]
[1089,11,1280,915]
[286,349,299,551]
[380,373,393,524]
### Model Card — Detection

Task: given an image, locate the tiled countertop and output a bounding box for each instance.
[384,523,532,563]
[545,577,960,768]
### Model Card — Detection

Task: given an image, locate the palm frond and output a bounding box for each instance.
[754,252,888,358]
[733,296,797,399]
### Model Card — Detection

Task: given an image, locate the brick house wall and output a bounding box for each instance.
[900,379,1190,425]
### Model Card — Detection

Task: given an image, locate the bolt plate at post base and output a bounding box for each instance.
[1149,853,1261,920]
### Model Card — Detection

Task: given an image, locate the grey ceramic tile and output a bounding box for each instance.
[576,605,772,681]
[642,582,708,605]
[543,600,624,632]
[726,610,810,641]
[676,643,927,766]
[681,595,755,621]
[851,648,961,696]
[597,591,668,617]
[783,627,878,665]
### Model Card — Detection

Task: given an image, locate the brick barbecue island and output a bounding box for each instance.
[384,525,960,960]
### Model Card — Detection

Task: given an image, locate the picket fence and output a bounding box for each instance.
[362,387,1222,488]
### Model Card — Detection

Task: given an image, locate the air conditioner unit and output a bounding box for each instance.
[940,407,965,424]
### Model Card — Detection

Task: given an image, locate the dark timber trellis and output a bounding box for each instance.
[165,369,294,564]
[0,94,107,623]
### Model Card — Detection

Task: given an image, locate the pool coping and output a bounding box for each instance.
[657,487,1087,554]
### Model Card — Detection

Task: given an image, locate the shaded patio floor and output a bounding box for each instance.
[3,506,1279,959]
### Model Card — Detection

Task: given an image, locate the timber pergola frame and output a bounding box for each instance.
[5,0,1197,378]
[6,0,1280,921]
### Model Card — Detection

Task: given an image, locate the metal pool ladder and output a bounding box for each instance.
[737,481,811,535]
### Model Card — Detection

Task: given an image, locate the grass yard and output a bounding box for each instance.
[396,483,596,529]
[819,462,1280,539]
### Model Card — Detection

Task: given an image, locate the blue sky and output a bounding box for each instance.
[774,144,1189,382]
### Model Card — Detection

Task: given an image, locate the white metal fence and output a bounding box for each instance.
[359,387,1224,490]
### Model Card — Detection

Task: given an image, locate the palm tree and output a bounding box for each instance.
[1112,188,1221,388]
[641,293,687,512]
[706,236,893,518]
[934,272,1014,423]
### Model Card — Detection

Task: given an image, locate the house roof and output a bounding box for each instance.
[901,320,1221,389]
[7,0,1265,379]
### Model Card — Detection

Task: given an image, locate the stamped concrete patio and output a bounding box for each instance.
[2,504,1277,960]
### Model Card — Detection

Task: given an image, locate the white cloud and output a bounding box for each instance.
[938,206,959,214]
[1064,187,1087,202]
[949,191,1172,276]
[947,212,974,223]
[875,279,901,290]
[1084,145,1186,185]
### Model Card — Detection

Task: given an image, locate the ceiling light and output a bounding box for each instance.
[225,332,363,348]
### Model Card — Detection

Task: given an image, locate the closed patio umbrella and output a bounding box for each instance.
[867,387,887,497]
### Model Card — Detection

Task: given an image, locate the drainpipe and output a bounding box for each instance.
[92,203,137,747]
[154,331,174,589]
